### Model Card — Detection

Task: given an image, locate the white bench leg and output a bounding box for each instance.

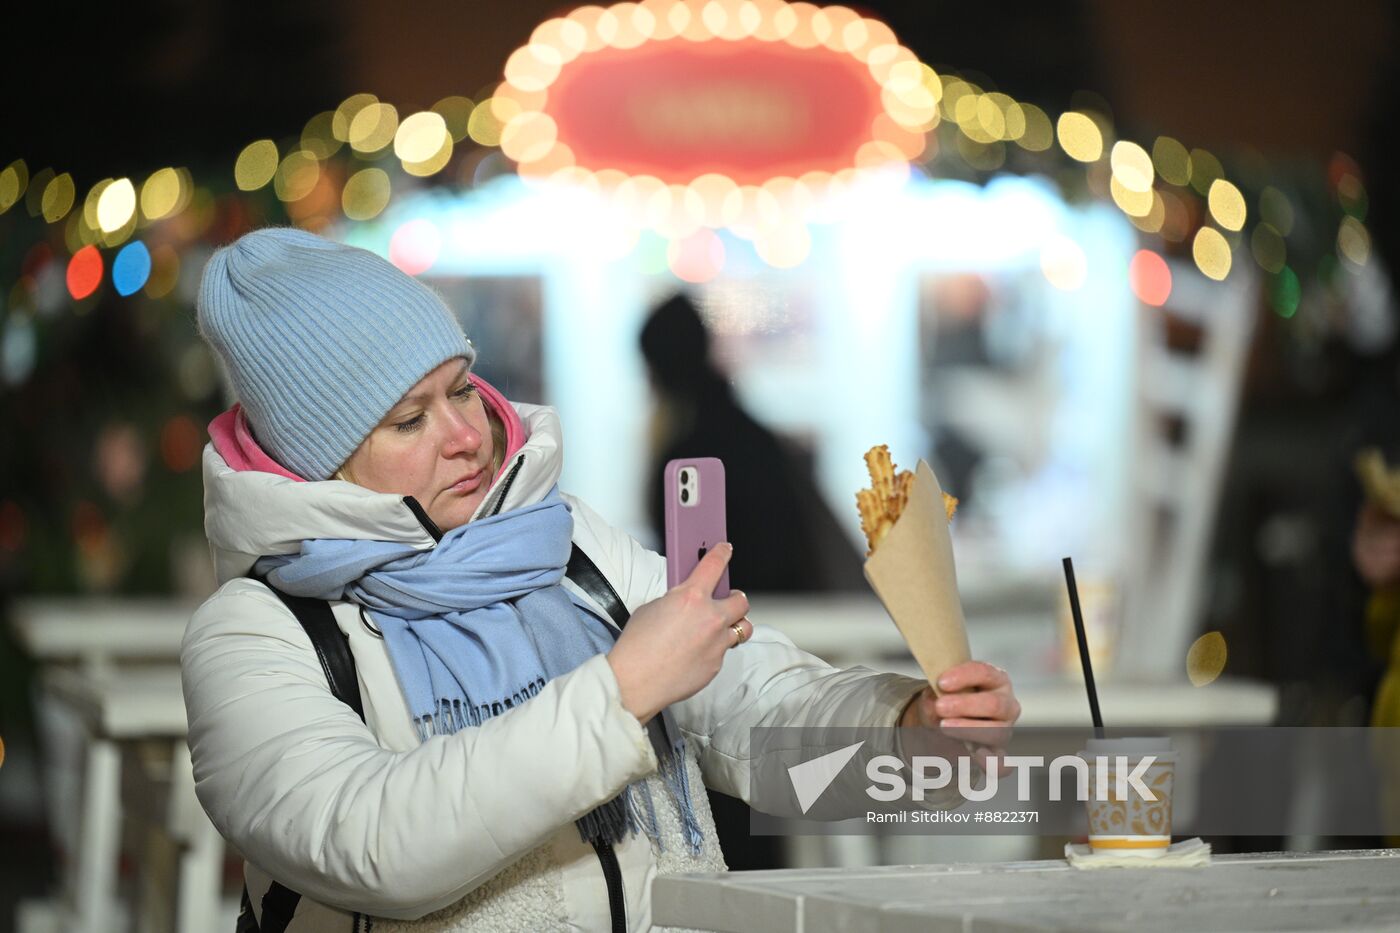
[74,737,121,933]
[169,742,223,933]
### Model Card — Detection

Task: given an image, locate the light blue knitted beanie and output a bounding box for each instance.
[197,227,474,480]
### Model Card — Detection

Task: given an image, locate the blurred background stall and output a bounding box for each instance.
[1,0,1396,930]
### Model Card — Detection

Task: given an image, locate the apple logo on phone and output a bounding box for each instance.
[697,543,708,562]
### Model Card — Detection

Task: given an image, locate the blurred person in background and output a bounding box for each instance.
[640,292,868,870]
[183,228,1021,932]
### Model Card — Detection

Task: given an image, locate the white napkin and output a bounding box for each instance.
[1064,837,1212,869]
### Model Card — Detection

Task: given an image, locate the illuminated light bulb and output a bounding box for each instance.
[565,5,609,52]
[1271,266,1301,318]
[1250,223,1286,274]
[41,173,76,223]
[332,93,379,142]
[533,17,588,60]
[766,1,796,40]
[1040,235,1087,291]
[1192,227,1232,281]
[668,228,726,283]
[96,179,136,233]
[235,140,279,191]
[395,111,451,163]
[273,151,321,203]
[112,241,152,297]
[342,168,391,221]
[987,93,1025,141]
[754,221,812,268]
[840,15,870,55]
[1057,112,1103,162]
[815,5,859,51]
[1188,148,1223,196]
[1129,249,1172,307]
[665,0,694,36]
[783,2,821,48]
[1110,176,1153,218]
[67,244,104,300]
[697,0,731,40]
[1126,190,1166,235]
[1015,104,1053,151]
[500,112,559,164]
[1207,179,1246,232]
[1259,186,1295,236]
[1152,136,1191,187]
[639,0,679,40]
[349,103,399,153]
[1338,216,1371,266]
[973,95,1006,143]
[691,173,740,227]
[389,220,441,276]
[139,168,181,221]
[854,139,907,171]
[1110,140,1154,193]
[626,2,659,43]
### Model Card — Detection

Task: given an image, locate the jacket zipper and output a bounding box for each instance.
[488,455,525,517]
[591,841,627,933]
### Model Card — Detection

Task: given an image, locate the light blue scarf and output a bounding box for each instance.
[253,487,702,853]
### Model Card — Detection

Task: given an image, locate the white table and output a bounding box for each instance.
[11,600,215,933]
[653,849,1400,932]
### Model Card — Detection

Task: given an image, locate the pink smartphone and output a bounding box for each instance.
[664,457,730,597]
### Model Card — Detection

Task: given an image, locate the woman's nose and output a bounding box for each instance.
[440,403,482,455]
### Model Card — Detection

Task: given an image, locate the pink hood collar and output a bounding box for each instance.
[208,374,527,481]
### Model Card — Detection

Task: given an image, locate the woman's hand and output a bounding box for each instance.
[607,543,751,725]
[1354,503,1400,589]
[899,661,1021,770]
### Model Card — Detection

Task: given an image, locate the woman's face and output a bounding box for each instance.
[341,357,494,533]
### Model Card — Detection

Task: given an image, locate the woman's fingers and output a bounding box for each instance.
[935,688,1020,723]
[683,541,733,597]
[936,660,1009,694]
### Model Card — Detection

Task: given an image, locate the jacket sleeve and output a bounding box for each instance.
[180,581,659,921]
[563,497,928,802]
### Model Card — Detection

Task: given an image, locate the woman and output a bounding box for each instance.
[182,227,1021,932]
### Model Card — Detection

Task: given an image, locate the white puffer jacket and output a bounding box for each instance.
[182,402,926,932]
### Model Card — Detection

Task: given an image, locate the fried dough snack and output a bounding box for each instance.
[856,445,957,556]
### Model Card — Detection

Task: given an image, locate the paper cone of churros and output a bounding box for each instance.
[857,446,971,693]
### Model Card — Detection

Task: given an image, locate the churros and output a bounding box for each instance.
[856,445,957,556]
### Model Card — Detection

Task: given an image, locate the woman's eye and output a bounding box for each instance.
[394,415,425,434]
[452,384,476,400]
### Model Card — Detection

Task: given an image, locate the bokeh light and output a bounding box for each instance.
[1338,217,1371,266]
[1271,266,1301,318]
[234,140,279,191]
[1056,111,1103,163]
[395,111,450,163]
[342,168,391,220]
[754,221,812,268]
[273,150,321,203]
[1186,631,1227,686]
[432,96,475,142]
[41,173,75,223]
[0,160,26,214]
[1250,224,1286,274]
[1110,140,1154,192]
[1,316,37,386]
[667,228,726,282]
[1129,249,1172,307]
[1188,148,1223,196]
[139,168,182,221]
[96,179,136,233]
[389,219,442,275]
[1151,136,1191,187]
[1207,179,1246,231]
[467,98,507,146]
[300,111,343,160]
[332,93,379,141]
[1040,235,1087,291]
[160,415,202,473]
[66,245,103,300]
[349,102,399,153]
[144,245,181,299]
[112,241,152,296]
[1110,176,1153,217]
[1259,186,1295,235]
[1192,226,1232,281]
[1016,103,1054,151]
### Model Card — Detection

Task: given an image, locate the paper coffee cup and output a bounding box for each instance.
[1079,737,1175,858]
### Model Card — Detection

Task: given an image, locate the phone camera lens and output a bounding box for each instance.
[681,472,692,486]
[680,488,690,504]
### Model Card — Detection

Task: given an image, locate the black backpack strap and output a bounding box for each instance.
[257,576,365,723]
[566,543,630,632]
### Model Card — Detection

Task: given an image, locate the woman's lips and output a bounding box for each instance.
[449,471,484,494]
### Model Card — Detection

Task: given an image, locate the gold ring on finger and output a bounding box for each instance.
[730,621,748,647]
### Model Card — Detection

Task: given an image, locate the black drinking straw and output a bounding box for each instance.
[1062,557,1105,740]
